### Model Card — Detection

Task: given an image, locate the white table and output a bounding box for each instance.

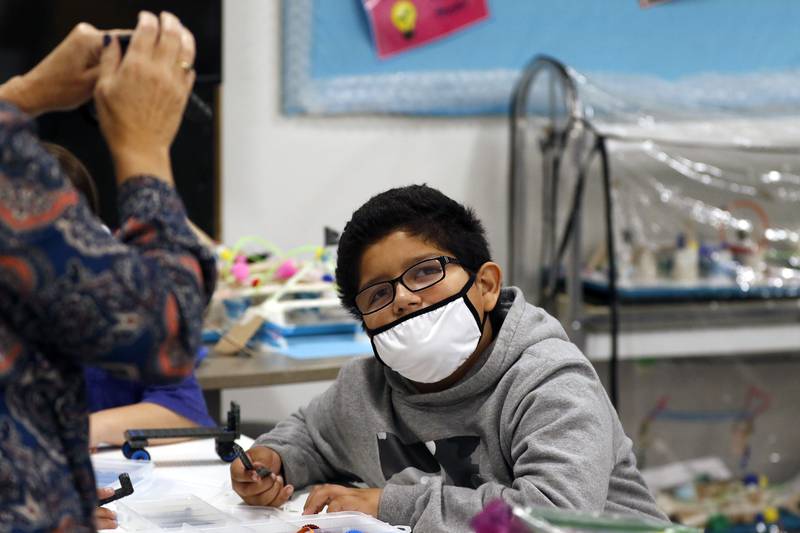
[94,436,316,531]
[94,438,406,532]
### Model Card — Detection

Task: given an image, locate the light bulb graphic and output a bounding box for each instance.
[391,1,418,40]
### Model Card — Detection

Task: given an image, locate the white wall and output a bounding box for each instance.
[221,0,508,264]
[221,0,510,422]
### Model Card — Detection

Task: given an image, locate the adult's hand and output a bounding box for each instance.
[0,23,103,116]
[94,11,196,184]
[230,446,295,507]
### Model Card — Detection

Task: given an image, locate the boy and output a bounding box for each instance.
[231,185,666,531]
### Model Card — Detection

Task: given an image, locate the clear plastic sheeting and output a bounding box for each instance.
[509,58,800,304]
[508,56,800,533]
[115,494,402,532]
[617,357,800,529]
[602,139,800,299]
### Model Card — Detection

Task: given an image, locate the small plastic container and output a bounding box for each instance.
[116,494,240,531]
[117,494,405,532]
[92,455,154,492]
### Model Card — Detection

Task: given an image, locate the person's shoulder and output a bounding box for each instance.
[498,337,607,420]
[504,332,596,389]
[498,290,591,378]
[336,355,384,384]
[321,356,387,412]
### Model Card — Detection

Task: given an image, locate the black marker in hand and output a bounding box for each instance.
[233,443,271,479]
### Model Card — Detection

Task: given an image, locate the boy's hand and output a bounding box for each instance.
[230,446,294,507]
[302,485,382,518]
[95,488,118,529]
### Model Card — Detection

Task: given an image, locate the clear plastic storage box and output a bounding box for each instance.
[92,455,155,492]
[115,494,404,532]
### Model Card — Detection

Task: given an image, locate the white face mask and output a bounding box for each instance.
[365,276,485,384]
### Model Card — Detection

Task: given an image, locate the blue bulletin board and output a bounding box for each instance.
[282,0,800,116]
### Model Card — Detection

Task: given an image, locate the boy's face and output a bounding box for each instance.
[358,230,493,333]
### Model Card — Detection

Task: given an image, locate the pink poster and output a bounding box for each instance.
[363,0,489,59]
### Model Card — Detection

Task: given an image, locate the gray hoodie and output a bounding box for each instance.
[254,287,667,531]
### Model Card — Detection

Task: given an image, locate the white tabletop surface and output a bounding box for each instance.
[94,436,315,531]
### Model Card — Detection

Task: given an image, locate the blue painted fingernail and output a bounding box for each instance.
[103,34,111,47]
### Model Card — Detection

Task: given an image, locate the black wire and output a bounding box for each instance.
[507,55,576,310]
[597,135,620,410]
[538,131,620,410]
[542,150,562,310]
[540,140,600,311]
[506,55,620,409]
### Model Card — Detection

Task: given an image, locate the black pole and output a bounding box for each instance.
[597,135,620,410]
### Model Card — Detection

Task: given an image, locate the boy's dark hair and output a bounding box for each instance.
[42,142,100,215]
[336,184,491,318]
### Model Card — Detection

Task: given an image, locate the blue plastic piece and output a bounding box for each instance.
[223,298,251,320]
[122,441,133,459]
[674,482,697,502]
[196,345,210,365]
[583,278,800,303]
[263,333,373,360]
[131,449,151,461]
[202,329,222,343]
[259,321,360,338]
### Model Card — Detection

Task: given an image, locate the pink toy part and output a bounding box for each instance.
[275,259,300,280]
[231,255,250,284]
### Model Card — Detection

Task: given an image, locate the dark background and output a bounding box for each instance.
[0,0,221,236]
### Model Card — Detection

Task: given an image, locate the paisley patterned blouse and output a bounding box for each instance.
[0,102,216,532]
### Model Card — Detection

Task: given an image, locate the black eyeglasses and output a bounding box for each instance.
[355,256,460,315]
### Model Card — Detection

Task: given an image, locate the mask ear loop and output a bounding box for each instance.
[474,301,491,345]
[460,267,495,345]
[459,273,484,332]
